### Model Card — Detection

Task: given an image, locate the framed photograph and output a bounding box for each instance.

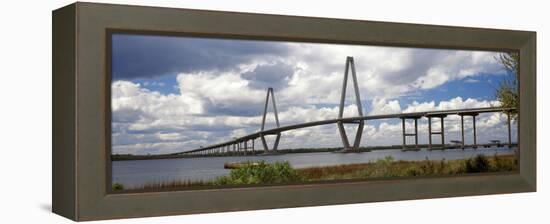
[53,2,536,221]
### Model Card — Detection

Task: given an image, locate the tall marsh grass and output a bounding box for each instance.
[298,154,517,181]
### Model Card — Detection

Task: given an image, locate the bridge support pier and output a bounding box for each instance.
[507,112,512,148]
[427,114,446,150]
[260,133,281,154]
[337,120,364,151]
[473,115,477,148]
[252,138,255,154]
[458,112,478,149]
[244,140,248,155]
[400,116,422,151]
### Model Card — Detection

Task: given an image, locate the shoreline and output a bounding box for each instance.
[111,144,518,161]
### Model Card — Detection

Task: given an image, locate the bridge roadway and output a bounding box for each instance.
[183,107,515,154]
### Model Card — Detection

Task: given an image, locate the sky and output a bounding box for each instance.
[111,34,517,155]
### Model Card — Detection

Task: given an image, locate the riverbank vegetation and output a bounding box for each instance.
[298,154,517,181]
[113,154,517,191]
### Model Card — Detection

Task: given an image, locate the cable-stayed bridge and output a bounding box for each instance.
[181,57,516,156]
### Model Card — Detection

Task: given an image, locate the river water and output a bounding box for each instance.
[112,147,516,188]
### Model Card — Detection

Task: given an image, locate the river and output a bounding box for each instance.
[112,147,516,188]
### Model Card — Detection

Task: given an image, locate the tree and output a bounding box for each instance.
[495,52,518,119]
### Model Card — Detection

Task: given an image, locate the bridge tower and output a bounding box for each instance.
[337,56,365,152]
[260,87,281,153]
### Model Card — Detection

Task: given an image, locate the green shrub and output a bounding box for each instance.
[112,183,124,191]
[215,161,302,185]
[465,154,490,173]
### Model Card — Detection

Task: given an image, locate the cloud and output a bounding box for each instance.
[402,97,500,112]
[176,71,266,116]
[241,61,297,90]
[410,51,503,90]
[369,99,402,115]
[113,34,506,101]
[279,44,505,101]
[111,80,204,124]
[112,34,290,80]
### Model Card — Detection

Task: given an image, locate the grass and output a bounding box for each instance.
[113,154,518,191]
[298,154,517,181]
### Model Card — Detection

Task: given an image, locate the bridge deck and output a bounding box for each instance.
[184,107,515,153]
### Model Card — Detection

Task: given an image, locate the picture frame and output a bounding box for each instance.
[52,2,536,221]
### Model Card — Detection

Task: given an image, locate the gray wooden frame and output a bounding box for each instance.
[52,2,536,221]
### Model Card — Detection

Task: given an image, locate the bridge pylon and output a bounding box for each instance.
[260,87,281,154]
[337,56,365,152]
